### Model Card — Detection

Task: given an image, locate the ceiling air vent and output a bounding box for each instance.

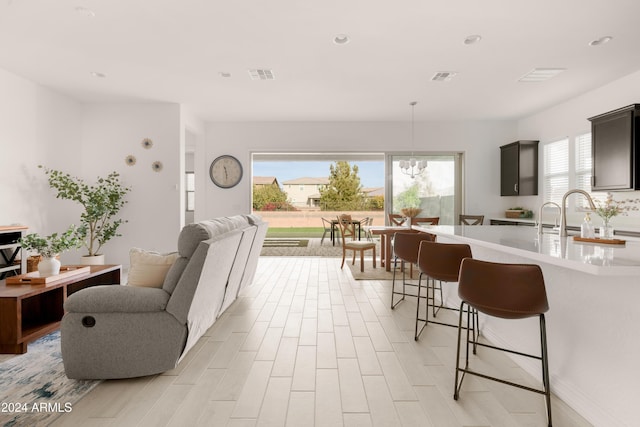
[248,69,275,80]
[518,68,565,82]
[431,71,457,82]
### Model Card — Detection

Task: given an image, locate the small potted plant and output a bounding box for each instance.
[40,166,130,264]
[19,225,82,276]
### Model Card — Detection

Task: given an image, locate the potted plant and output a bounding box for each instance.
[40,166,131,264]
[19,225,82,276]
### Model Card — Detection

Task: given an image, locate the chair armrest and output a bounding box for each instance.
[64,285,170,313]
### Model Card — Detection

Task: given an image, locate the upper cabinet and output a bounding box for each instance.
[500,140,539,196]
[588,104,640,191]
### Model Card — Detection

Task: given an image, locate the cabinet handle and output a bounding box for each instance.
[514,183,518,193]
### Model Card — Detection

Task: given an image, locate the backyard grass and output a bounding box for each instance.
[266,227,325,238]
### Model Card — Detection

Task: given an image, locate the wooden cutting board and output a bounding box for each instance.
[6,265,91,285]
[572,236,626,245]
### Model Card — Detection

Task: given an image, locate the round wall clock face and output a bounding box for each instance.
[209,155,243,188]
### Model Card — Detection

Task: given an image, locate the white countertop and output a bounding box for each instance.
[490,217,640,235]
[412,225,640,276]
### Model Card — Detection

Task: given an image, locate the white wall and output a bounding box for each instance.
[203,121,518,219]
[0,67,83,242]
[77,103,183,267]
[517,70,640,228]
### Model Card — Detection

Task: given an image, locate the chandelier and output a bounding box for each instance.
[399,101,426,178]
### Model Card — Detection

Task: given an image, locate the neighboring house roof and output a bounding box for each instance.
[362,187,384,197]
[282,177,329,185]
[253,176,279,186]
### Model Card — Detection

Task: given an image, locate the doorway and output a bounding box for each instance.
[387,153,462,225]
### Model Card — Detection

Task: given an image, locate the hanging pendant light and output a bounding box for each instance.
[399,101,426,178]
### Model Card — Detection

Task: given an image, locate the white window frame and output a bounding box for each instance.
[543,138,569,206]
[186,171,195,212]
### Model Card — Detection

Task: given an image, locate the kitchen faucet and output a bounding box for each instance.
[559,189,596,237]
[537,201,561,235]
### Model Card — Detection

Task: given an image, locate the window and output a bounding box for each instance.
[575,132,607,209]
[543,138,569,205]
[186,172,195,211]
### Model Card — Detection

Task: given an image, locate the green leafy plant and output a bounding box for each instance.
[40,166,131,257]
[19,225,82,258]
[521,209,534,218]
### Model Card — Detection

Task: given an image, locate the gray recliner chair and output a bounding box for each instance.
[61,215,267,379]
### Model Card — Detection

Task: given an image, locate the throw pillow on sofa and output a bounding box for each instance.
[127,247,179,288]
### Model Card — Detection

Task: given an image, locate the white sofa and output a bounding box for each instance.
[61,214,267,379]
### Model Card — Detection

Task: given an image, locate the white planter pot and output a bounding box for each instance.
[80,254,105,265]
[38,256,61,276]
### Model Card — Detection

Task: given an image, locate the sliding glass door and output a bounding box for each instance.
[386,154,462,225]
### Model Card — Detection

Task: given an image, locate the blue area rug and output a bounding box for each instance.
[0,331,99,427]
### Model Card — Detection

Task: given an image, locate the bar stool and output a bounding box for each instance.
[415,241,476,341]
[453,258,551,427]
[391,232,436,309]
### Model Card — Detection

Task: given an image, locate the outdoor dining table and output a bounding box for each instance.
[331,218,362,246]
[367,225,416,271]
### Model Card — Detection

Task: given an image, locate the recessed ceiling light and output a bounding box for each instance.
[431,71,457,82]
[464,35,482,45]
[518,68,565,82]
[90,71,106,78]
[248,69,275,80]
[589,36,612,46]
[219,72,232,78]
[333,34,350,45]
[75,6,95,17]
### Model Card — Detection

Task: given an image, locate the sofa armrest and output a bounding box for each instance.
[65,285,170,313]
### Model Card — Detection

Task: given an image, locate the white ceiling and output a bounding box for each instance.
[1,0,639,122]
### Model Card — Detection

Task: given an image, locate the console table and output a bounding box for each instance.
[0,264,121,354]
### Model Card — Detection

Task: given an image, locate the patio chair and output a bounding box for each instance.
[321,217,338,245]
[361,217,374,241]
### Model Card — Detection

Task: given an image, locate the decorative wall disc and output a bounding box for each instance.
[151,161,163,172]
[125,155,136,166]
[142,138,153,149]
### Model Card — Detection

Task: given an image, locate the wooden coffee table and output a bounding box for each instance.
[0,264,121,354]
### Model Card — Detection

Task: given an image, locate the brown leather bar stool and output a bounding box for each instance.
[454,258,551,427]
[415,241,476,340]
[391,232,436,309]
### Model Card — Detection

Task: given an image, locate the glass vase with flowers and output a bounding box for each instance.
[594,194,622,239]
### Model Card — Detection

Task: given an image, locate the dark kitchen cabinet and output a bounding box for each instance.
[500,140,539,196]
[588,104,640,191]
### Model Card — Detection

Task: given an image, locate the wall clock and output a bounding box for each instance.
[209,155,243,188]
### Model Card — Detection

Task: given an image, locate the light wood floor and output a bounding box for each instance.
[52,257,592,427]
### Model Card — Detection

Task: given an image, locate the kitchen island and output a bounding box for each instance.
[412,225,639,427]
